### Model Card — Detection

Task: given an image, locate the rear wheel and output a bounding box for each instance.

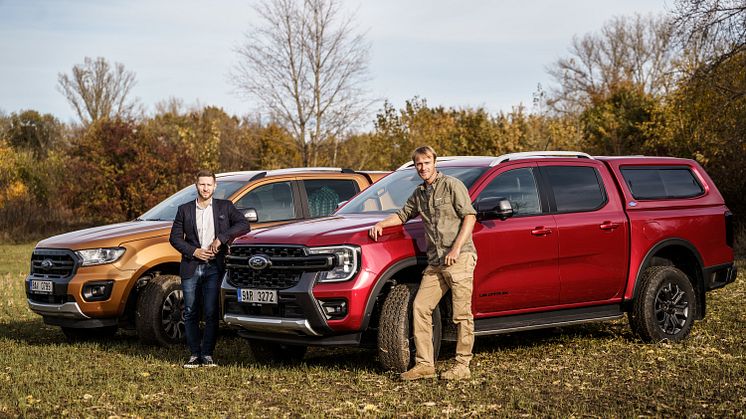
[249,340,307,364]
[377,283,442,373]
[629,266,697,342]
[61,325,117,341]
[136,274,185,346]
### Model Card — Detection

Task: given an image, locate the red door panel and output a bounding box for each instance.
[472,215,559,315]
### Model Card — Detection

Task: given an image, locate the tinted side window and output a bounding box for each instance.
[621,167,704,199]
[235,181,296,222]
[303,179,359,217]
[544,166,606,212]
[477,168,541,216]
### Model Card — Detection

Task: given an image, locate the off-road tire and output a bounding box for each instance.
[135,274,185,346]
[249,340,307,364]
[629,266,697,342]
[377,283,442,372]
[61,325,117,341]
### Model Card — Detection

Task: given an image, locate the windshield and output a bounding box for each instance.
[137,181,246,221]
[337,167,487,214]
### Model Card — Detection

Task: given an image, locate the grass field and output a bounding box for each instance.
[1,242,744,417]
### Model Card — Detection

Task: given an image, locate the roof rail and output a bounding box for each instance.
[269,167,344,173]
[249,171,267,181]
[397,156,494,170]
[490,151,593,166]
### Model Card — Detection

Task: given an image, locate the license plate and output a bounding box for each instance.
[30,280,53,294]
[238,288,277,305]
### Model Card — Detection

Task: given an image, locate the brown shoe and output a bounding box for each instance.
[441,363,470,380]
[400,363,436,381]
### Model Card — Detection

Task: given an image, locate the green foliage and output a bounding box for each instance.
[580,84,659,155]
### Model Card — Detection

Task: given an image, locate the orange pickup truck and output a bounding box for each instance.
[25,168,386,345]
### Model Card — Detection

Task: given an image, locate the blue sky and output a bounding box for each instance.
[0,0,671,124]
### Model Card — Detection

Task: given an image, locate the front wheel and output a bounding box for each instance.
[377,283,442,373]
[629,266,697,342]
[135,274,185,346]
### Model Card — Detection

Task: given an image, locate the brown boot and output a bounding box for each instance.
[400,363,436,381]
[441,363,470,380]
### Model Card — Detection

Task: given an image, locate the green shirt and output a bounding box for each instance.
[396,172,477,266]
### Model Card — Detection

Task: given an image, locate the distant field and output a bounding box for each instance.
[1,243,744,417]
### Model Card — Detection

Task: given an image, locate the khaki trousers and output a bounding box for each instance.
[412,252,477,367]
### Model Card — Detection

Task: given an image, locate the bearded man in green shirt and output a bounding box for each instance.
[369,146,477,381]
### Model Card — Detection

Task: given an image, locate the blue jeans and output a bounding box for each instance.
[182,263,221,357]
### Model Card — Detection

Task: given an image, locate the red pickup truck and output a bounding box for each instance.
[221,152,737,371]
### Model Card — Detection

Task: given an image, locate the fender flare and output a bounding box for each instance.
[359,256,427,331]
[630,238,706,317]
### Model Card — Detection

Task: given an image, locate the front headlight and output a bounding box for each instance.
[306,245,359,282]
[75,247,126,266]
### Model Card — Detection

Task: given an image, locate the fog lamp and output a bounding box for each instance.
[319,299,348,320]
[82,281,114,302]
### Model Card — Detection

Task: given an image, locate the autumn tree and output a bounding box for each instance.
[57,57,139,125]
[646,50,746,218]
[579,83,658,155]
[1,110,65,157]
[547,14,679,114]
[673,0,746,60]
[231,0,372,167]
[367,98,584,170]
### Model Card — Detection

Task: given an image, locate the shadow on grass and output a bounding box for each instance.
[0,315,633,373]
[463,319,632,358]
[0,318,380,371]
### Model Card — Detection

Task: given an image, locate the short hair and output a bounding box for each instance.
[411,146,437,163]
[195,169,216,183]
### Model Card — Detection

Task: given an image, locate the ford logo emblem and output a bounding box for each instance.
[40,259,55,270]
[248,255,271,270]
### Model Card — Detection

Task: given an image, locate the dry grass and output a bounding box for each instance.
[1,243,744,417]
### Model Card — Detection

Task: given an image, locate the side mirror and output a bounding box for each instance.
[336,200,348,210]
[475,197,513,221]
[242,208,259,223]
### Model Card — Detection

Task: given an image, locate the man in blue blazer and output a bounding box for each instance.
[169,170,250,368]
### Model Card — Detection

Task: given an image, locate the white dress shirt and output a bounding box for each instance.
[195,198,215,250]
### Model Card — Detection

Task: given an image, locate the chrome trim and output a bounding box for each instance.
[27,300,90,319]
[474,314,623,336]
[224,314,321,336]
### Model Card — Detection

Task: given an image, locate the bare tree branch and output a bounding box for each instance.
[547,14,680,114]
[57,57,138,125]
[231,0,372,166]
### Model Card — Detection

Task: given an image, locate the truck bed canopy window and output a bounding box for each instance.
[621,167,704,199]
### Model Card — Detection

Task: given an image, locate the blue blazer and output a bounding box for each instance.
[169,198,250,279]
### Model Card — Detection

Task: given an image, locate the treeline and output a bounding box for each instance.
[2,3,746,241]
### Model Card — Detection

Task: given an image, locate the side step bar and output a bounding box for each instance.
[443,304,624,341]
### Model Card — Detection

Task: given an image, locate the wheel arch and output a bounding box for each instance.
[121,262,181,323]
[359,256,427,331]
[631,238,706,319]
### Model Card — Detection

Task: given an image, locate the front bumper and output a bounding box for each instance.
[26,299,119,328]
[26,248,137,321]
[223,314,321,336]
[27,300,89,319]
[221,271,334,337]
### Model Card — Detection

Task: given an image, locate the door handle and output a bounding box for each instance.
[599,221,620,231]
[531,226,552,236]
